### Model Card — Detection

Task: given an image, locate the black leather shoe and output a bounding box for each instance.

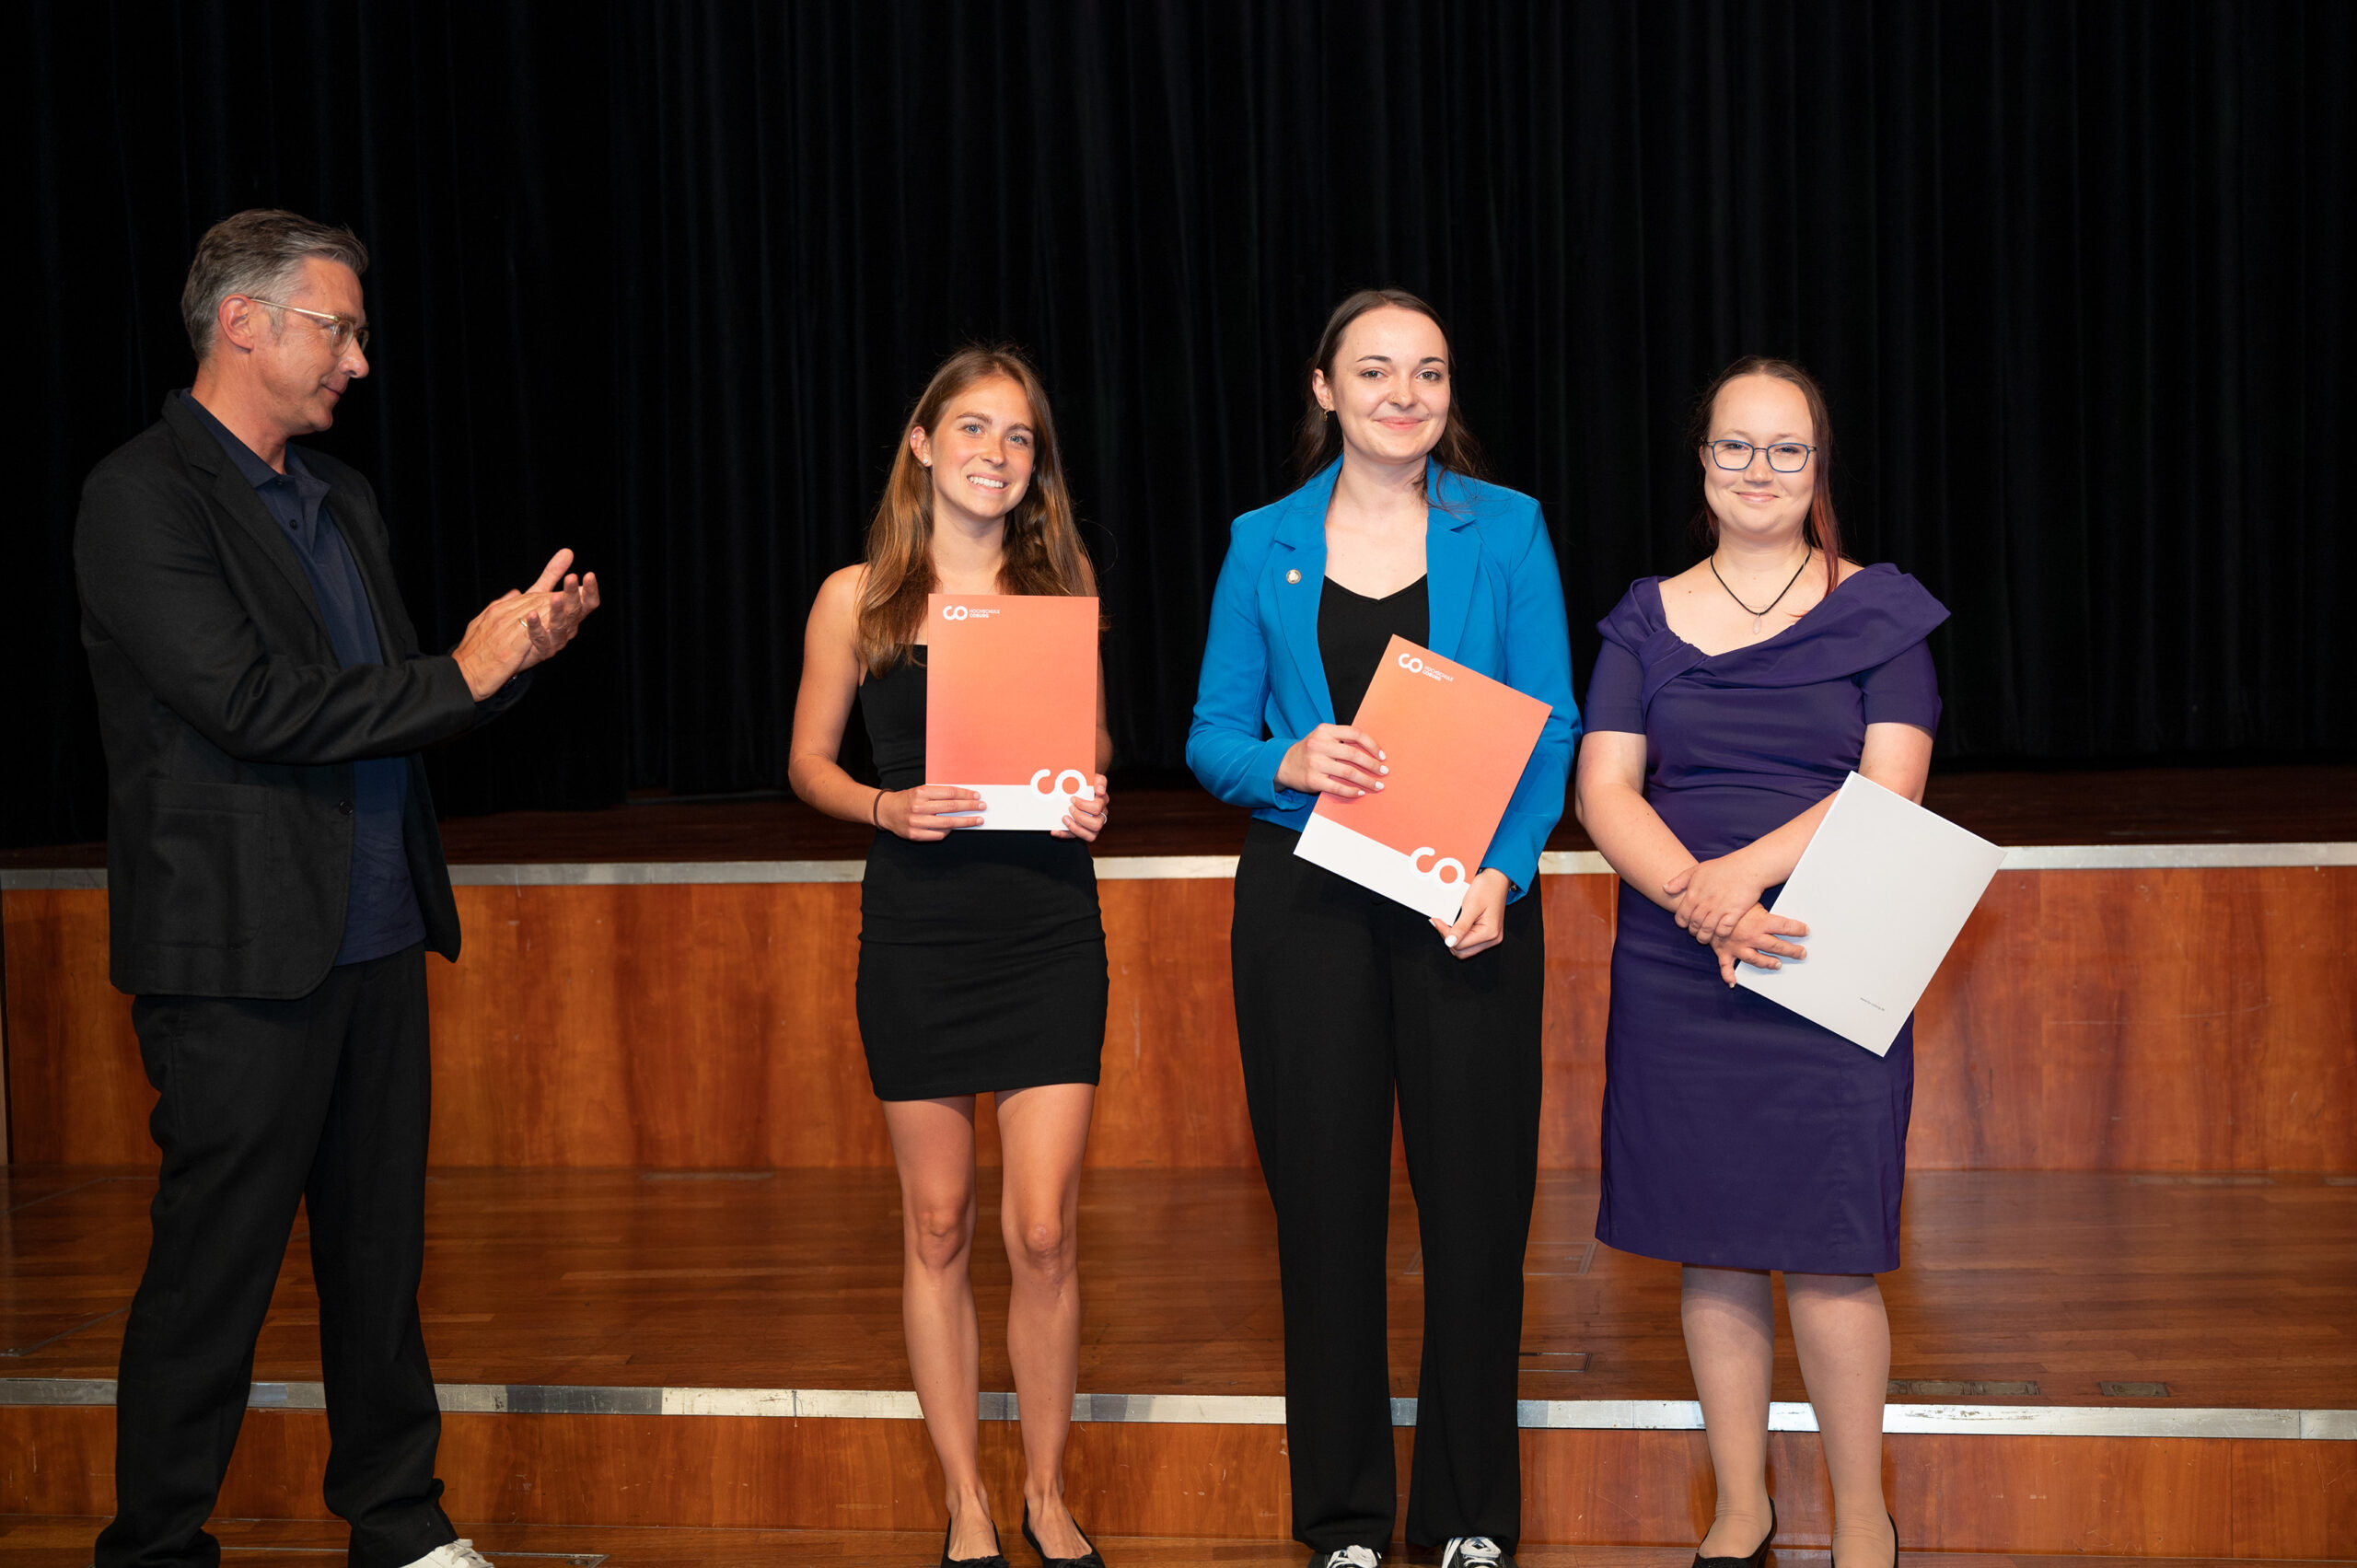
[1691,1500,1775,1568]
[1020,1504,1106,1568]
[942,1516,1009,1568]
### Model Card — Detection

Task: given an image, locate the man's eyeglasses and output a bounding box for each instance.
[246,296,370,355]
[1707,439,1815,473]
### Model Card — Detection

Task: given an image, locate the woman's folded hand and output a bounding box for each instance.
[1666,854,1770,943]
[1710,903,1810,986]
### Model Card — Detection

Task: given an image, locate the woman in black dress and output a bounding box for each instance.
[789,346,1112,1568]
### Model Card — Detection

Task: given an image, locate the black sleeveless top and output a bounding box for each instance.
[1318,575,1430,723]
[858,651,929,790]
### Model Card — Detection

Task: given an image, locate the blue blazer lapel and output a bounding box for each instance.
[1424,464,1479,661]
[1271,462,1338,721]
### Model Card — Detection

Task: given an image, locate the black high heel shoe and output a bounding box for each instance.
[1022,1503,1107,1568]
[941,1516,1010,1568]
[1690,1500,1775,1568]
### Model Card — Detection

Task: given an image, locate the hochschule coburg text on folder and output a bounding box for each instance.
[925,593,1099,832]
[1294,635,1551,923]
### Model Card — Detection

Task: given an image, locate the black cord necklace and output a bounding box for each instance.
[1710,547,1814,630]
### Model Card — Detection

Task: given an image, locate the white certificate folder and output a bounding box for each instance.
[1734,772,2006,1056]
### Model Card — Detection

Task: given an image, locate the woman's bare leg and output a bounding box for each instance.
[883,1096,998,1560]
[1682,1265,1778,1556]
[995,1083,1097,1559]
[1787,1272,1896,1568]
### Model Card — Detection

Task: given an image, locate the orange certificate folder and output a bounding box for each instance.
[1295,636,1551,922]
[924,593,1099,832]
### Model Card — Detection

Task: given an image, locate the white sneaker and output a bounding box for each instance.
[399,1541,495,1568]
[1314,1550,1383,1568]
[1441,1539,1513,1568]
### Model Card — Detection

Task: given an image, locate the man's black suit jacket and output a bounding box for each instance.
[75,393,507,999]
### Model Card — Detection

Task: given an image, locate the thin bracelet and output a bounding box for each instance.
[871,789,886,827]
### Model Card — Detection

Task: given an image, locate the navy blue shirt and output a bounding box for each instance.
[182,390,425,965]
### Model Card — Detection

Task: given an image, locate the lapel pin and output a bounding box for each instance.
[1286,568,1301,584]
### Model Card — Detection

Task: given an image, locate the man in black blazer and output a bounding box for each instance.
[74,209,598,1568]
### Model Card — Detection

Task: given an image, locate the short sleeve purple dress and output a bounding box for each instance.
[1586,563,1949,1274]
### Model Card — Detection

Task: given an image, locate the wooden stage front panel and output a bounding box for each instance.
[7,866,2354,1171]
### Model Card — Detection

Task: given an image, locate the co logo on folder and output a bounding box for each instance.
[1031,769,1090,796]
[1396,653,1454,683]
[1411,846,1468,887]
[940,604,1000,621]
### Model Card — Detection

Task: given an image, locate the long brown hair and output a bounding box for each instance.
[856,344,1097,674]
[1687,355,1844,598]
[1292,288,1490,488]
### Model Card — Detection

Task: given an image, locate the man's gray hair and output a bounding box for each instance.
[180,209,370,362]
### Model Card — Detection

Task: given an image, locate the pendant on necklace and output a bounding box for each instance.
[1712,547,1814,629]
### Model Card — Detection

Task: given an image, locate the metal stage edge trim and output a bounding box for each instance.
[0,1378,2350,1440]
[6,842,2356,891]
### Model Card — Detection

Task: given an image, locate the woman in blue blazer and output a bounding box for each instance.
[1188,290,1579,1568]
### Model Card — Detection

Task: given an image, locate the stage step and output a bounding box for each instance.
[3,1167,2351,1554]
[5,1400,2351,1555]
[1,1517,2352,1566]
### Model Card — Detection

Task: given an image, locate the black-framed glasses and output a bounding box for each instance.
[246,296,370,355]
[1707,438,1815,472]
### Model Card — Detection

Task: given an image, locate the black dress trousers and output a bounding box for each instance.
[98,946,457,1568]
[1231,820,1545,1554]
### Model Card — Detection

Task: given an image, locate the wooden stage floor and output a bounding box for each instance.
[8,1172,2355,1552]
[6,765,2353,1554]
[6,1166,2351,1412]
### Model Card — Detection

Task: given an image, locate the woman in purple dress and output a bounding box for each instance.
[1573,359,1945,1568]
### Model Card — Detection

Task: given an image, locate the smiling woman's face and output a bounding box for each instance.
[1701,373,1817,546]
[1314,305,1452,470]
[911,373,1036,527]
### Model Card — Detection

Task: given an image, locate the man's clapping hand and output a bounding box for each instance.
[453,549,602,700]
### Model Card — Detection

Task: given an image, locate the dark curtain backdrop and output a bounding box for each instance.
[16,1,2351,847]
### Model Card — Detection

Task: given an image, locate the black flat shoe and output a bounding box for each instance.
[1691,1500,1775,1568]
[1021,1503,1106,1568]
[942,1516,1010,1568]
